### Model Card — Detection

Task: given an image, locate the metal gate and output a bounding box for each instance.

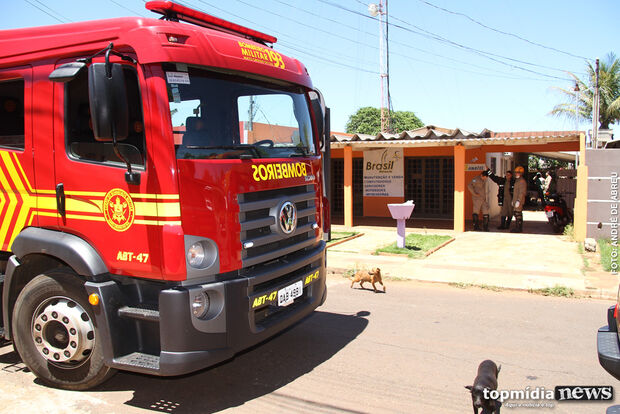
[331,158,363,217]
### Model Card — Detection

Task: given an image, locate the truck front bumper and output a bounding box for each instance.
[87,242,326,376]
[597,305,620,381]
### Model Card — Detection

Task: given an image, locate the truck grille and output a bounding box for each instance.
[238,184,318,268]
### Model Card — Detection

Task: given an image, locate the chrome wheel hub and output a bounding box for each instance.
[31,297,95,365]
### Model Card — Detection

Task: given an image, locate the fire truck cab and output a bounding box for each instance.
[0,1,329,389]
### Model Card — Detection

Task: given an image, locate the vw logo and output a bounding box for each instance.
[279,201,297,234]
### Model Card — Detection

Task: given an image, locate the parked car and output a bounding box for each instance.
[597,288,620,380]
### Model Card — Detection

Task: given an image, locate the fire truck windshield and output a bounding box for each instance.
[166,65,316,159]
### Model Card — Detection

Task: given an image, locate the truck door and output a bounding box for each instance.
[52,62,163,279]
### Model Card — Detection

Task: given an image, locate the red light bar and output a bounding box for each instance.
[145,1,277,44]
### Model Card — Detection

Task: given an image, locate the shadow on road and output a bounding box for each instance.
[95,310,369,413]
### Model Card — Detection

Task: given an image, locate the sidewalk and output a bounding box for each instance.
[327,211,618,300]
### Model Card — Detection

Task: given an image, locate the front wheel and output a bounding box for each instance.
[12,269,115,390]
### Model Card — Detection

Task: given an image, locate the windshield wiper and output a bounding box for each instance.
[185,145,261,158]
[290,146,310,157]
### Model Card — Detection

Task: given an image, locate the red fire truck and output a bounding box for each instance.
[0,1,330,389]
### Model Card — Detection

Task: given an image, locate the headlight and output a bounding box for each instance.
[187,242,205,268]
[191,291,210,319]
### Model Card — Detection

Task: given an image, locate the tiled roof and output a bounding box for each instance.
[330,125,581,146]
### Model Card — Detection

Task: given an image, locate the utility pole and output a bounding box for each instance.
[592,58,600,148]
[369,1,390,133]
[248,95,255,131]
[573,81,580,134]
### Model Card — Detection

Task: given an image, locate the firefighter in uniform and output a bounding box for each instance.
[488,169,514,230]
[467,170,490,231]
[511,166,527,233]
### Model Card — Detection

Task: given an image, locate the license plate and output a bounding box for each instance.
[546,211,554,218]
[278,280,303,307]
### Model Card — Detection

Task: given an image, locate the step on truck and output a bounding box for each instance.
[0,1,330,390]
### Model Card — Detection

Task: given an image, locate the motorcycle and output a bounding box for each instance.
[544,192,573,233]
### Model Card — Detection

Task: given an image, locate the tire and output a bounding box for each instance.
[551,216,563,234]
[12,268,116,390]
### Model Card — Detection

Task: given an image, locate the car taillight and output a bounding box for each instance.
[614,304,618,319]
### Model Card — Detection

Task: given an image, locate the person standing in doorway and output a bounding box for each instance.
[468,170,490,231]
[511,166,527,233]
[543,171,553,194]
[488,169,514,230]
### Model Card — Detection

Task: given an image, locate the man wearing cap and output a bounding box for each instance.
[511,166,527,233]
[467,170,490,231]
[488,169,514,230]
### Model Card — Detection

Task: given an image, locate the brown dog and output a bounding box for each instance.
[350,268,385,292]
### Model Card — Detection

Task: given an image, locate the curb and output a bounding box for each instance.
[424,237,456,257]
[326,232,364,249]
[326,267,617,301]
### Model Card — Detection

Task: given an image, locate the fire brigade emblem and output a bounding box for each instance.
[103,188,135,232]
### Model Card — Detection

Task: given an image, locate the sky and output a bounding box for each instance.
[3,0,619,137]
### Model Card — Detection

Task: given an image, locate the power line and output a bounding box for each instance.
[415,0,589,61]
[274,0,563,82]
[30,0,73,22]
[173,0,380,75]
[144,0,567,83]
[22,0,67,23]
[108,0,149,17]
[320,0,573,80]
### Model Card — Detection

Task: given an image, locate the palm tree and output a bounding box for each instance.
[550,52,620,129]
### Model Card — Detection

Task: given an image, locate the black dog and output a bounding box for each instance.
[465,360,501,414]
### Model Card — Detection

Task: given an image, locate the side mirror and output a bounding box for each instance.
[88,62,129,142]
[308,90,325,146]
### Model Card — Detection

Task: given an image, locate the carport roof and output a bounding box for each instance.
[330,125,581,148]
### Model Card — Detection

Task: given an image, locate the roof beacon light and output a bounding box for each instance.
[145,1,277,45]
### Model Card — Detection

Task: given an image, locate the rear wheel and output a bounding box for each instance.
[12,269,115,390]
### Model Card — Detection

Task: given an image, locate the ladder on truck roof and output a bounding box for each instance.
[145,1,277,45]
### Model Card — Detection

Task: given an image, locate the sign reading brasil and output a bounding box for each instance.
[363,149,404,197]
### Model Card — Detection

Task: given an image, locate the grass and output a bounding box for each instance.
[375,233,452,259]
[563,223,575,241]
[529,285,575,298]
[598,239,615,272]
[576,243,590,275]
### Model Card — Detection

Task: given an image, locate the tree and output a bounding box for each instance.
[345,106,423,135]
[550,52,620,129]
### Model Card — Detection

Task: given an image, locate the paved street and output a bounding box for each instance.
[0,275,616,414]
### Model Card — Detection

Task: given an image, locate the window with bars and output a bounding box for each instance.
[331,159,344,216]
[405,157,454,218]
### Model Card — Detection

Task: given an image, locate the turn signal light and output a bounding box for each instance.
[88,293,100,306]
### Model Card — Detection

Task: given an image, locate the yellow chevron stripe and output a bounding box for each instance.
[10,151,34,193]
[0,154,19,249]
[1,151,184,239]
[3,153,37,247]
[36,190,180,200]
